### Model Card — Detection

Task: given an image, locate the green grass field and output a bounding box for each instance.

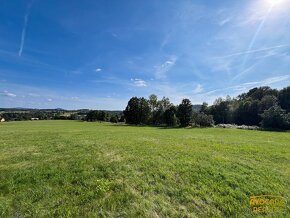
[0,121,289,217]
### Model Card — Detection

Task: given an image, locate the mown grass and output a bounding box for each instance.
[0,120,289,217]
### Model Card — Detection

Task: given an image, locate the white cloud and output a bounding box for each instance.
[47,98,53,102]
[154,57,177,79]
[131,78,147,87]
[2,91,16,97]
[95,68,102,72]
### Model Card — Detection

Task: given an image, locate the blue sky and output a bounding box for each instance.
[1,0,290,110]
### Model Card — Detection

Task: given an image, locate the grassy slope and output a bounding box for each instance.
[0,121,289,217]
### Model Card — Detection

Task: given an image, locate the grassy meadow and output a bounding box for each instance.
[0,120,289,217]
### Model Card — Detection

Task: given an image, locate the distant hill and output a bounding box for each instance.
[0,108,120,113]
[192,104,202,112]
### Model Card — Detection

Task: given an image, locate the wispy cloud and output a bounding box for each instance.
[71,97,80,101]
[204,75,290,96]
[2,91,16,97]
[239,4,274,73]
[91,77,131,87]
[18,1,33,57]
[232,63,257,81]
[214,44,290,59]
[193,84,203,94]
[209,58,233,73]
[95,68,102,72]
[131,78,147,87]
[160,34,170,50]
[237,0,289,26]
[28,93,40,97]
[47,98,53,102]
[154,57,177,79]
[259,75,290,86]
[219,17,232,26]
[232,75,290,92]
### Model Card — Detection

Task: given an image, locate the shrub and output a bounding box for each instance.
[192,112,214,127]
[110,116,119,123]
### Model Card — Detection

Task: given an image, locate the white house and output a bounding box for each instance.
[0,118,5,122]
[31,118,39,121]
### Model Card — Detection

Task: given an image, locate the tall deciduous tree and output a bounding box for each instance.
[177,99,193,127]
[148,94,158,124]
[148,94,158,113]
[123,97,140,124]
[210,98,230,124]
[200,102,209,114]
[278,86,290,112]
[164,106,178,126]
[139,97,150,124]
[123,97,150,125]
[259,95,277,112]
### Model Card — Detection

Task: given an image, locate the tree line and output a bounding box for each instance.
[0,110,86,121]
[123,86,290,130]
[0,109,123,123]
[85,110,123,123]
[123,95,213,127]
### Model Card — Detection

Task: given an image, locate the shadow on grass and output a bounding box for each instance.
[259,128,288,132]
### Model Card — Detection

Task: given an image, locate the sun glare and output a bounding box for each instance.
[266,0,285,6]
